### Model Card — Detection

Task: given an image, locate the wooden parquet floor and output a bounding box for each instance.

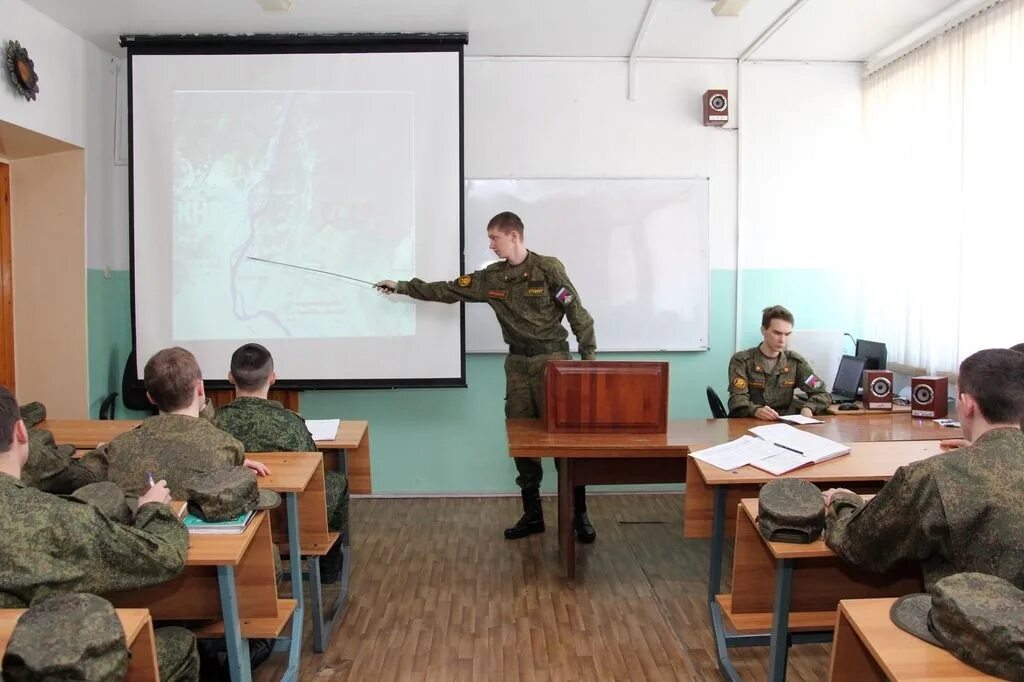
[256,494,831,681]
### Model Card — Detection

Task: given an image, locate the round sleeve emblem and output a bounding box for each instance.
[733,377,747,389]
[457,275,472,287]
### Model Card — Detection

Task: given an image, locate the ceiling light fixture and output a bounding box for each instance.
[712,0,751,17]
[255,0,294,12]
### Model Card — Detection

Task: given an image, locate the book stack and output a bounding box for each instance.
[182,510,255,534]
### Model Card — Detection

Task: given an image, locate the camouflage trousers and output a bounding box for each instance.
[505,351,572,490]
[155,626,200,682]
[325,471,349,535]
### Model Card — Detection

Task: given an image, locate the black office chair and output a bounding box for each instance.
[706,386,728,419]
[98,351,158,419]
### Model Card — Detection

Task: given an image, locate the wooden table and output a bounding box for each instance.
[257,452,346,654]
[830,598,997,681]
[0,608,159,680]
[39,418,373,494]
[692,441,943,682]
[726,498,922,682]
[106,509,296,682]
[506,419,690,579]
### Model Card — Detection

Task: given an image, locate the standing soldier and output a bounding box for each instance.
[378,211,598,542]
[727,305,831,420]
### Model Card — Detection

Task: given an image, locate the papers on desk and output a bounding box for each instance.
[690,424,850,475]
[778,414,823,425]
[305,419,340,441]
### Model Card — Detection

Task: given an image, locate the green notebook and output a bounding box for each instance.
[182,510,255,534]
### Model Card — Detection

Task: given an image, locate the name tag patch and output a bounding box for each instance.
[488,290,507,300]
[781,380,795,387]
[527,287,546,296]
[748,380,765,389]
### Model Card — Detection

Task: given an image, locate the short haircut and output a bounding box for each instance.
[230,343,274,391]
[487,211,524,238]
[958,348,1024,424]
[761,305,795,329]
[0,385,19,453]
[144,347,202,413]
[1010,343,1024,354]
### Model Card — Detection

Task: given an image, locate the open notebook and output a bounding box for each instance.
[690,423,850,475]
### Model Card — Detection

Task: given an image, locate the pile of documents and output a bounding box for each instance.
[690,423,850,475]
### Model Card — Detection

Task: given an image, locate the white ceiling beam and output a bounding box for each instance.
[738,0,815,62]
[628,0,662,101]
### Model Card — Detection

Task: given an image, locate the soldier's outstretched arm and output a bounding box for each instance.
[381,272,490,304]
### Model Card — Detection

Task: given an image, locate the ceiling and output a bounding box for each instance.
[19,0,961,61]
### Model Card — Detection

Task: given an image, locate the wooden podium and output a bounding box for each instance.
[544,361,669,433]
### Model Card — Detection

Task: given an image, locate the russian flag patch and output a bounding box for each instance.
[555,287,574,306]
[805,374,824,389]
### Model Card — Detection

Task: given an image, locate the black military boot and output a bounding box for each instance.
[573,486,596,543]
[504,486,545,539]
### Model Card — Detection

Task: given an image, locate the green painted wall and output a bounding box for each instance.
[86,267,863,493]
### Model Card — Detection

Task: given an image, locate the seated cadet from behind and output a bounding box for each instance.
[85,346,269,498]
[824,348,1024,590]
[0,385,200,681]
[727,305,831,420]
[940,341,1024,450]
[215,343,350,581]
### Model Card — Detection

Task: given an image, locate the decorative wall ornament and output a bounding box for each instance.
[5,40,40,101]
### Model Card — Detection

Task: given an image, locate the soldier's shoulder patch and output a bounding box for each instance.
[554,286,574,306]
[733,377,747,390]
[457,275,472,287]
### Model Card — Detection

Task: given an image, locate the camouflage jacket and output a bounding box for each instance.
[215,397,316,452]
[825,427,1024,590]
[23,427,103,494]
[85,414,245,498]
[0,473,188,608]
[727,346,831,417]
[398,251,597,359]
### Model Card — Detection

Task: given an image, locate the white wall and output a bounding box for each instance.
[0,0,120,271]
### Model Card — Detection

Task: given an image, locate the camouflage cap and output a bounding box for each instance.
[756,478,825,544]
[890,572,1024,680]
[70,481,138,526]
[183,466,280,522]
[18,401,46,429]
[1,592,129,680]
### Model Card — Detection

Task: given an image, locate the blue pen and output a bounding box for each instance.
[146,472,155,488]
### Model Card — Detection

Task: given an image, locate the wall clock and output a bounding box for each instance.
[5,40,39,101]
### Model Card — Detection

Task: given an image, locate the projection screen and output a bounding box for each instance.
[125,35,466,388]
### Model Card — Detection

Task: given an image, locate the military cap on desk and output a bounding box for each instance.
[183,466,280,522]
[1,592,130,681]
[17,401,46,429]
[69,481,139,526]
[891,572,1024,681]
[756,478,825,544]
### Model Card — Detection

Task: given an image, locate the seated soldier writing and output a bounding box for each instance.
[83,346,269,498]
[824,348,1024,590]
[0,385,200,681]
[727,305,831,420]
[215,343,350,582]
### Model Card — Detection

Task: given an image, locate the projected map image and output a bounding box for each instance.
[172,90,416,340]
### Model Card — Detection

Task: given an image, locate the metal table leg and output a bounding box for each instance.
[767,559,795,682]
[216,565,253,682]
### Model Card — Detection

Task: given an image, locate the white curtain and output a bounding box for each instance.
[861,0,1024,372]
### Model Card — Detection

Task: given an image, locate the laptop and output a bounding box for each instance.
[830,354,868,404]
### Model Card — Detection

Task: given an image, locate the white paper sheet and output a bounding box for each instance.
[305,418,341,441]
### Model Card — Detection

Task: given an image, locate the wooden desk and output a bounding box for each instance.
[0,608,159,680]
[257,452,346,654]
[829,599,998,681]
[40,418,373,494]
[106,510,297,682]
[826,402,912,415]
[694,443,941,682]
[721,499,922,682]
[506,419,689,579]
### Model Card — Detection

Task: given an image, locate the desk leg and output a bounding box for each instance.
[708,485,727,607]
[216,565,253,682]
[281,492,304,682]
[310,447,352,653]
[767,559,795,682]
[557,457,575,580]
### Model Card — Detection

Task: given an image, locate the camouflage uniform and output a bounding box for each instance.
[727,346,831,417]
[215,397,348,534]
[83,414,244,498]
[17,401,102,494]
[825,427,1024,590]
[0,473,197,679]
[398,250,597,491]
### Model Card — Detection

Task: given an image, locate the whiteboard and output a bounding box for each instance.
[464,178,710,353]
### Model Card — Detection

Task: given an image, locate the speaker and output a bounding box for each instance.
[703,90,729,127]
[862,370,894,410]
[911,376,948,418]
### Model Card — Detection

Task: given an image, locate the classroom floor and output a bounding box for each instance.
[256,494,831,681]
